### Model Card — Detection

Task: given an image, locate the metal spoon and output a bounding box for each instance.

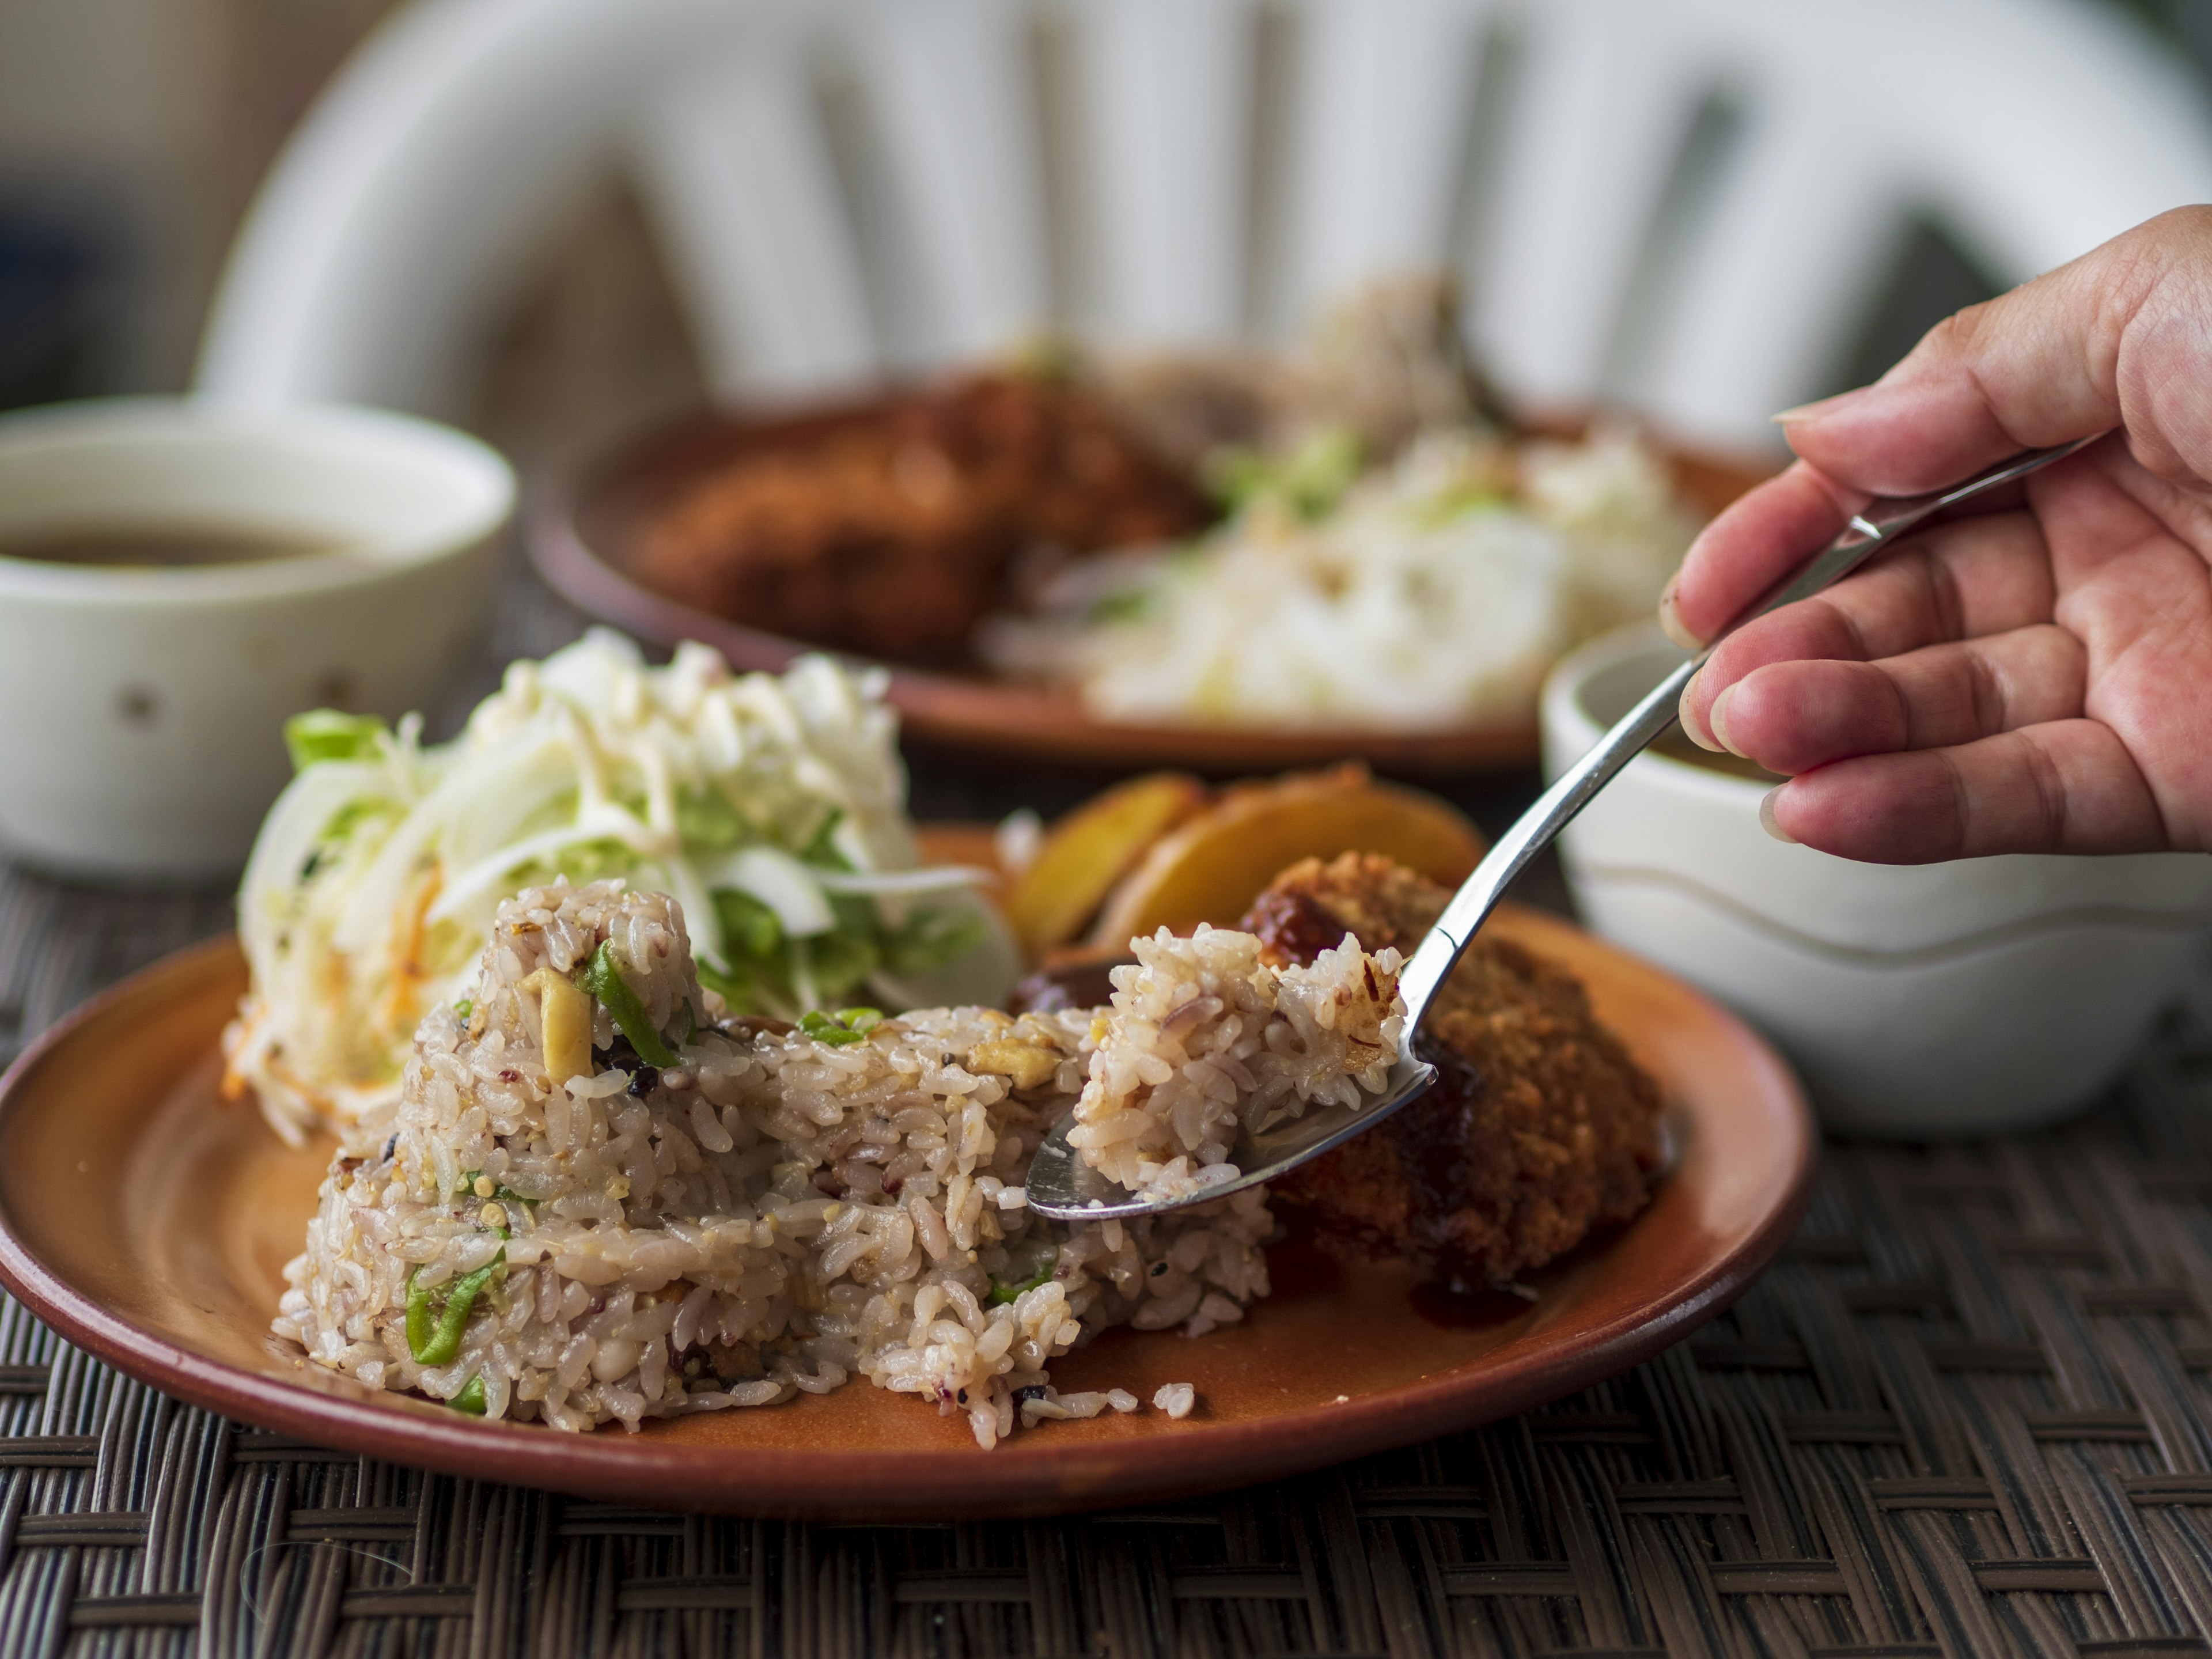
[1024,435,2103,1221]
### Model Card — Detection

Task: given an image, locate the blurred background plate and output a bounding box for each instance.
[531,399,1770,772]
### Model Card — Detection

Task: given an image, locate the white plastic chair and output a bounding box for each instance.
[194,0,2212,451]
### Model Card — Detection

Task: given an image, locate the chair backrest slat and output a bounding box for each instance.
[843,0,1050,371]
[630,28,880,402]
[1280,0,1498,328]
[1465,0,1726,417]
[1071,0,1259,346]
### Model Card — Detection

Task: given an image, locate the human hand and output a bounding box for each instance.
[1664,207,2212,863]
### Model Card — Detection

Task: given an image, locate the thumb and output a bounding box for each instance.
[1774,206,2212,496]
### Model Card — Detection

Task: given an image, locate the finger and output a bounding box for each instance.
[1660,460,1863,647]
[1680,509,2057,745]
[1762,720,2168,862]
[1777,207,2212,494]
[1710,624,2088,775]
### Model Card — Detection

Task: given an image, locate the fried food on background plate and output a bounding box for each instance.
[630,373,1209,660]
[1241,853,1664,1289]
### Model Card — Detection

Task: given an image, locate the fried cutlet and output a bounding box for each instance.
[1240,853,1663,1288]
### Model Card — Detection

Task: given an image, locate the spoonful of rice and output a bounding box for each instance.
[1025,437,2101,1221]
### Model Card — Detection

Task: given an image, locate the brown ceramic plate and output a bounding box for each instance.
[530,401,1771,772]
[0,900,1812,1518]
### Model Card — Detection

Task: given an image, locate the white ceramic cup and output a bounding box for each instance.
[0,399,513,882]
[1542,623,2212,1137]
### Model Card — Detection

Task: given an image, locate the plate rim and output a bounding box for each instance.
[0,921,1816,1519]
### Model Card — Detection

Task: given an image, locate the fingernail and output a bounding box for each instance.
[1759,786,1798,844]
[1707,685,1743,757]
[1678,673,1723,752]
[1657,576,1703,649]
[1771,386,1870,425]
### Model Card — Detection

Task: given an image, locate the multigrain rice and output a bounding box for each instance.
[1068,926,1404,1200]
[275,881,1387,1447]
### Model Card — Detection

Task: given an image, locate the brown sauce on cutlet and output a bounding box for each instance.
[1396,1036,1487,1285]
[1006,957,1127,1015]
[1249,878,1499,1287]
[1245,886,1364,965]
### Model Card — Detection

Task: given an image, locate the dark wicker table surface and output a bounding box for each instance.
[7,563,2212,1657]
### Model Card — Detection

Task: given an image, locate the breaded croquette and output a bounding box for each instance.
[1240,853,1663,1288]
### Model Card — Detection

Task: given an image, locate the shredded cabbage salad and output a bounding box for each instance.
[224,630,1016,1143]
[980,423,1696,729]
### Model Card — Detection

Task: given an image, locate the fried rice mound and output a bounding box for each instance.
[1240,853,1664,1289]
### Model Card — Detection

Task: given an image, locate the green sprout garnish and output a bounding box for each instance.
[713,888,782,959]
[449,1374,487,1414]
[1203,425,1363,521]
[283,710,390,772]
[987,1268,1054,1307]
[798,1007,882,1048]
[1412,479,1509,529]
[1086,587,1153,626]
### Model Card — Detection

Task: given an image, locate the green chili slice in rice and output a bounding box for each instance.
[449,1374,487,1414]
[987,1268,1054,1307]
[405,1252,505,1366]
[578,941,678,1066]
[454,1169,528,1207]
[798,1006,881,1047]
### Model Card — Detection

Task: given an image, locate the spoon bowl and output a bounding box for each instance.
[1022,1051,1434,1220]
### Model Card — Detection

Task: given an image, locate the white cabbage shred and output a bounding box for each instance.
[980,424,1696,729]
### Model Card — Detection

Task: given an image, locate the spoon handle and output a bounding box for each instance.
[1392,433,2103,1032]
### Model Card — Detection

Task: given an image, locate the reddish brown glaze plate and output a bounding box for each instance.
[531,401,1771,773]
[0,906,1811,1518]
